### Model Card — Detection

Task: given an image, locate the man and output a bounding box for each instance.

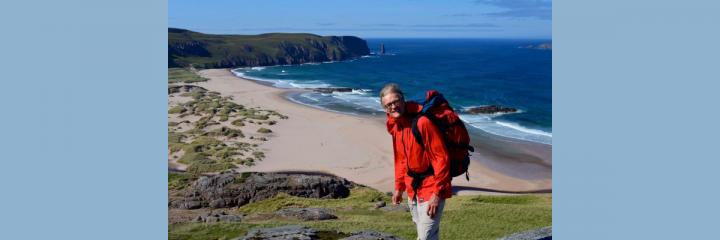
[381,83,451,240]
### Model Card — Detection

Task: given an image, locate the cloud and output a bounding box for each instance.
[362,23,497,28]
[410,23,497,28]
[474,0,552,20]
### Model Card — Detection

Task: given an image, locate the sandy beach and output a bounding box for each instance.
[182,69,551,195]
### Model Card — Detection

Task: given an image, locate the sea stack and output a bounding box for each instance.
[379,43,386,55]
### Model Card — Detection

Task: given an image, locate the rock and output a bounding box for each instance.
[499,226,552,240]
[239,225,319,240]
[311,87,354,94]
[275,208,337,221]
[341,231,402,240]
[192,211,243,223]
[379,204,410,212]
[374,201,386,209]
[179,200,202,210]
[169,172,355,209]
[464,105,518,114]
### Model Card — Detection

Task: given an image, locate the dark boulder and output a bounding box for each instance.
[311,87,354,94]
[195,211,243,223]
[275,207,337,221]
[169,172,354,209]
[341,231,402,240]
[464,105,518,114]
[239,225,319,240]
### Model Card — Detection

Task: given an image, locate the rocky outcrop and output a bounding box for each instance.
[194,210,243,223]
[236,226,403,240]
[274,208,338,221]
[169,28,370,68]
[311,87,354,94]
[239,225,319,240]
[499,227,552,240]
[464,105,518,114]
[341,231,402,240]
[169,172,354,209]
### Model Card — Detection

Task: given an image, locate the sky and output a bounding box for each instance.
[169,0,551,39]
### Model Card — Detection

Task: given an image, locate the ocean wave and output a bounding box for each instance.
[495,121,552,138]
[289,80,332,89]
[331,88,372,96]
[459,114,552,145]
[231,69,333,89]
[329,92,384,112]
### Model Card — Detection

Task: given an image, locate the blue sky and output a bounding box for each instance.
[169,0,551,39]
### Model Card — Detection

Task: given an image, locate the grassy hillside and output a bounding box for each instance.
[169,186,551,240]
[169,28,370,68]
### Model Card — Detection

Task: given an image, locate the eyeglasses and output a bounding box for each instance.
[383,99,403,109]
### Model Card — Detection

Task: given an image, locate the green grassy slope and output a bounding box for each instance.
[169,28,370,68]
[169,187,551,240]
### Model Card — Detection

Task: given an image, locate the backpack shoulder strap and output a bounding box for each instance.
[410,115,424,149]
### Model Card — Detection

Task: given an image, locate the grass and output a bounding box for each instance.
[206,127,244,139]
[169,68,208,83]
[231,119,245,127]
[169,106,187,114]
[257,128,272,134]
[167,75,289,175]
[168,187,551,240]
[169,172,196,191]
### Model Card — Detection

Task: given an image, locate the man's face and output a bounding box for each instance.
[382,93,405,118]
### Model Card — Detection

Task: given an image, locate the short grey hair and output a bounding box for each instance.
[379,83,404,101]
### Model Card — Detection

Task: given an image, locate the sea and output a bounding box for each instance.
[232,39,552,145]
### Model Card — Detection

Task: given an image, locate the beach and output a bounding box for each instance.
[177,68,551,195]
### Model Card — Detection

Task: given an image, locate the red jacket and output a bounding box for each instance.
[387,102,452,202]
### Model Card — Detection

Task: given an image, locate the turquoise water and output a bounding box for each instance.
[233,39,552,145]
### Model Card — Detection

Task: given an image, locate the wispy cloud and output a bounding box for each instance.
[410,23,497,28]
[474,0,551,20]
[362,23,498,28]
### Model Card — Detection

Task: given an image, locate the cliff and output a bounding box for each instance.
[168,28,370,68]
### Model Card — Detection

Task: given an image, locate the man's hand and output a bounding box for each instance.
[392,190,403,205]
[426,193,440,218]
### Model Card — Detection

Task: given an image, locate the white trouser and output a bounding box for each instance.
[408,197,446,240]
